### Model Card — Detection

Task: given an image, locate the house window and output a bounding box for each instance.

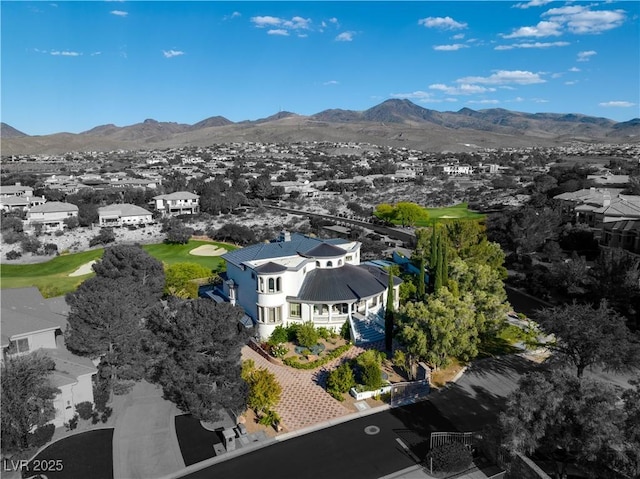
[258,277,264,292]
[268,278,275,292]
[316,261,320,267]
[251,272,256,279]
[258,306,281,323]
[267,277,281,293]
[327,261,333,267]
[290,302,301,318]
[346,255,353,262]
[6,338,29,355]
[338,260,343,266]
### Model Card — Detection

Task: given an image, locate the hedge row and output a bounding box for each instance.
[282,344,352,370]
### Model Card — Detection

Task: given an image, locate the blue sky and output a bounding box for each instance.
[2,1,639,135]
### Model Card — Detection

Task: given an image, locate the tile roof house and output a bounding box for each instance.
[152,191,200,216]
[1,288,96,428]
[98,203,154,227]
[27,201,79,232]
[219,232,401,341]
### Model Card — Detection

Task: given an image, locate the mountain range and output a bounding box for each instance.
[2,99,639,155]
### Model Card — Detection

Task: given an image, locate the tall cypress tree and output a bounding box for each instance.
[385,268,396,352]
[430,224,438,292]
[417,254,426,300]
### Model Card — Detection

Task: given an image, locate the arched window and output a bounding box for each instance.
[338,259,343,266]
[268,278,275,293]
[258,277,264,292]
[327,261,333,267]
[276,277,281,292]
[316,261,320,267]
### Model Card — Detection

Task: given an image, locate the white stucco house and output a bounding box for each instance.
[1,288,96,428]
[97,203,154,227]
[219,232,401,341]
[152,191,200,216]
[27,201,79,232]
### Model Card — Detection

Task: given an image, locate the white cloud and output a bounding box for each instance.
[110,10,128,17]
[429,84,496,95]
[50,50,81,56]
[418,16,467,30]
[565,81,578,85]
[223,11,241,21]
[251,15,282,27]
[329,17,338,24]
[268,29,289,36]
[433,44,468,51]
[503,20,563,38]
[251,15,311,31]
[323,80,339,85]
[390,91,433,100]
[495,41,569,50]
[162,50,185,58]
[452,33,465,40]
[599,101,636,108]
[468,99,501,105]
[543,5,626,34]
[457,70,545,85]
[577,50,597,61]
[569,67,581,72]
[335,31,354,42]
[514,0,553,9]
[91,51,102,56]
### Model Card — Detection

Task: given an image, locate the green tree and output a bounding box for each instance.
[536,300,640,378]
[417,255,426,301]
[394,202,428,227]
[162,217,193,245]
[1,353,60,453]
[241,360,282,415]
[164,262,213,298]
[375,203,395,223]
[326,363,356,400]
[385,265,399,352]
[146,299,249,421]
[500,371,628,478]
[296,322,319,349]
[66,246,165,394]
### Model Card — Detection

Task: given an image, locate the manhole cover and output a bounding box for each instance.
[364,425,380,435]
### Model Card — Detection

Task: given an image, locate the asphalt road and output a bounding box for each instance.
[180,355,538,479]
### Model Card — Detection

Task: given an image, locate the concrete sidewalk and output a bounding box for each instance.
[112,380,185,479]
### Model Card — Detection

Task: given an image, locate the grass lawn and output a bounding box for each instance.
[142,240,235,270]
[0,240,236,298]
[24,428,114,479]
[0,249,104,298]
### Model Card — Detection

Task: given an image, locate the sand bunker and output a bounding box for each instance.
[189,245,227,257]
[69,260,97,277]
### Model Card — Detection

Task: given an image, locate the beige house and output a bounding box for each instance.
[1,288,96,428]
[152,191,200,216]
[27,201,79,231]
[98,203,154,227]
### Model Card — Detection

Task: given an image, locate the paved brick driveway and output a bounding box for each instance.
[241,342,382,431]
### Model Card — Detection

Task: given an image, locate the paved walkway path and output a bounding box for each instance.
[112,380,185,479]
[241,342,381,431]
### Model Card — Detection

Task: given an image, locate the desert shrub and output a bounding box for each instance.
[340,321,351,341]
[89,228,115,247]
[55,230,65,237]
[43,243,58,255]
[68,414,79,430]
[283,344,351,370]
[75,401,94,420]
[2,230,24,244]
[286,323,300,342]
[296,321,319,348]
[63,216,79,230]
[268,325,289,345]
[356,349,384,368]
[28,424,55,448]
[101,407,113,423]
[1,216,24,233]
[426,442,473,473]
[93,369,111,412]
[270,343,288,359]
[316,327,331,340]
[21,234,41,253]
[91,411,101,424]
[326,362,356,400]
[257,409,281,427]
[5,250,22,260]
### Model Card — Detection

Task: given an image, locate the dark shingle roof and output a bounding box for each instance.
[254,261,288,274]
[303,243,347,258]
[222,233,347,267]
[294,264,394,302]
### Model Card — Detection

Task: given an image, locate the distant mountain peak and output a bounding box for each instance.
[1,123,29,138]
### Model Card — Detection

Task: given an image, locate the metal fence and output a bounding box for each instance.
[430,431,475,450]
[389,379,431,407]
